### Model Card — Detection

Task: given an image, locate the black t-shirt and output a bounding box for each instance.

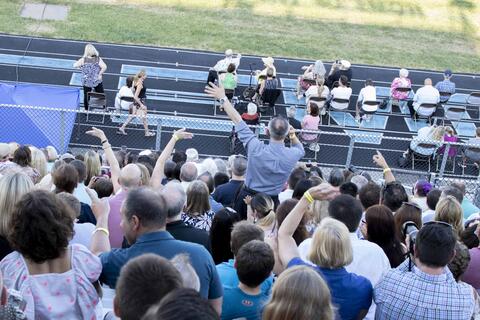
[326,68,353,89]
[166,220,211,252]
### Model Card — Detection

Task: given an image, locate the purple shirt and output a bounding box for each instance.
[108,191,128,248]
[463,247,480,289]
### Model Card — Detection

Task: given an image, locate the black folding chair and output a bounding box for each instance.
[414,103,437,125]
[328,97,350,126]
[411,143,437,171]
[86,92,107,123]
[466,92,480,119]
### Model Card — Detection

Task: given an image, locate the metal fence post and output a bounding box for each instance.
[438,143,451,178]
[155,116,162,151]
[59,110,65,153]
[345,134,356,168]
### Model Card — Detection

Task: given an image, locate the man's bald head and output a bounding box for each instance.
[180,162,198,182]
[120,164,142,189]
[424,78,432,86]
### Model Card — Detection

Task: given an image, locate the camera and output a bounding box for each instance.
[402,221,419,252]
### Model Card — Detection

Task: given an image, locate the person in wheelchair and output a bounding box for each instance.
[254,68,277,103]
[114,76,134,113]
[207,49,242,85]
[296,60,326,97]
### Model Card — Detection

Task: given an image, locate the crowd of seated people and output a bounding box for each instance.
[0,81,479,320]
[0,44,478,319]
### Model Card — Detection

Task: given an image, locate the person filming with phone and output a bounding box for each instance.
[326,59,352,89]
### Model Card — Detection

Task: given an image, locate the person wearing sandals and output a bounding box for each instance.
[73,44,107,111]
[118,70,155,137]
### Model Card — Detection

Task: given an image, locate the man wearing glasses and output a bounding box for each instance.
[374,222,475,319]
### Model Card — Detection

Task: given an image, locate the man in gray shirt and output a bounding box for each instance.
[205,83,305,218]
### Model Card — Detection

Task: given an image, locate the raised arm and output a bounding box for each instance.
[278,183,339,266]
[151,128,193,190]
[87,188,111,255]
[205,83,242,124]
[86,127,122,193]
[373,150,395,183]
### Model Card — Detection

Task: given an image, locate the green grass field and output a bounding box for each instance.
[0,0,479,72]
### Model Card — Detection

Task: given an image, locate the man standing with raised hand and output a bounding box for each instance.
[205,83,305,219]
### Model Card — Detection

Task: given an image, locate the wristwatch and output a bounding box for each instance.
[219,96,228,105]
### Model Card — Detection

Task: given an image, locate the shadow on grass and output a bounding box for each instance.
[314,0,424,15]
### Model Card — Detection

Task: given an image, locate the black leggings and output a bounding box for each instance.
[83,82,104,110]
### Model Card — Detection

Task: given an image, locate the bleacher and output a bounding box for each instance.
[1,34,480,182]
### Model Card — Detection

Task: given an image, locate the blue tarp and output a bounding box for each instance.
[0,82,79,153]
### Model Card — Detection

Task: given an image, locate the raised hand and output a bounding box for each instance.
[86,127,107,141]
[373,150,388,169]
[204,82,226,100]
[173,128,194,141]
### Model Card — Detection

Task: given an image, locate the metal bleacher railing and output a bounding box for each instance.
[1,103,480,203]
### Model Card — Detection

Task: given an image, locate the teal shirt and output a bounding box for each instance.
[221,286,269,320]
[216,259,273,295]
[462,199,480,220]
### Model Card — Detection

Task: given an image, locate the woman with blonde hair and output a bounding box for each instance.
[278,184,372,320]
[118,69,155,137]
[135,163,150,186]
[262,265,334,320]
[29,146,47,181]
[84,150,101,186]
[404,125,445,159]
[246,193,276,234]
[0,172,34,260]
[182,180,215,232]
[73,43,107,110]
[435,195,464,236]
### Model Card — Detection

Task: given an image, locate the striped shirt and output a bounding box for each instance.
[435,79,456,102]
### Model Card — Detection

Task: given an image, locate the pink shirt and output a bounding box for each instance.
[390,77,412,100]
[108,190,128,248]
[462,247,480,289]
[301,115,320,141]
[0,244,102,319]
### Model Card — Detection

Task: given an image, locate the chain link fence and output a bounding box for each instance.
[1,103,479,202]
